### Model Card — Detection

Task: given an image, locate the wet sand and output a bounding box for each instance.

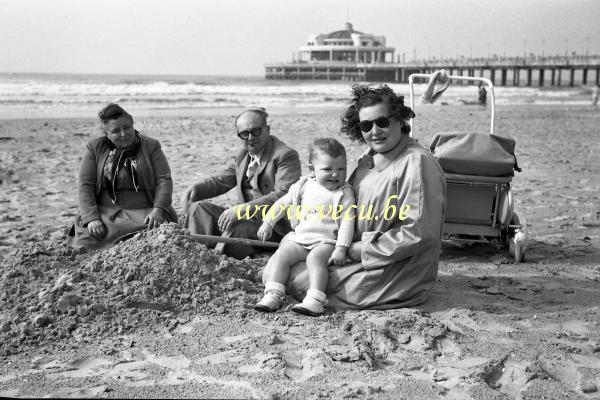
[1,104,599,399]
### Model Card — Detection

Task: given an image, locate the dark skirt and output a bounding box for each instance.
[67,190,172,250]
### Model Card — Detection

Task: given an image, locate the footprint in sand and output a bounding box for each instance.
[539,352,600,395]
[238,349,326,382]
[281,349,326,381]
[482,356,538,398]
[41,385,108,398]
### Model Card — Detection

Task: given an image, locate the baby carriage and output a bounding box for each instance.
[408,73,527,262]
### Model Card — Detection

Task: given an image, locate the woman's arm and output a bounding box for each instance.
[149,141,174,213]
[78,142,101,225]
[361,155,445,270]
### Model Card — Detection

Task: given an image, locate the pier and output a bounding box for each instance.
[265,23,600,87]
[265,55,600,87]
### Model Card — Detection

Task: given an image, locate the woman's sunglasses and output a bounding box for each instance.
[237,126,263,140]
[359,116,393,133]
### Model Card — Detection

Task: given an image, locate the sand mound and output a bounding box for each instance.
[0,224,265,356]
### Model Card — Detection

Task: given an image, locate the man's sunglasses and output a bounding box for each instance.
[237,126,264,140]
[359,116,393,133]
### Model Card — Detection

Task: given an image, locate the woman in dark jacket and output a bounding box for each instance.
[67,103,177,250]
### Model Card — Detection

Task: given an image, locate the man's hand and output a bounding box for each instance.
[144,208,165,230]
[217,207,238,233]
[257,222,274,242]
[347,241,362,262]
[328,246,349,266]
[180,183,202,209]
[87,219,107,240]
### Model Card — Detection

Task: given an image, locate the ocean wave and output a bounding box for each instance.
[0,74,592,119]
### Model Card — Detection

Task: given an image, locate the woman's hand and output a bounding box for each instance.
[257,222,273,242]
[87,220,107,240]
[144,208,165,230]
[347,241,362,262]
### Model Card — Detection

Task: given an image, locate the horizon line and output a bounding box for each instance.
[0,71,265,78]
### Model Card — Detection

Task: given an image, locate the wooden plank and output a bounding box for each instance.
[189,234,280,249]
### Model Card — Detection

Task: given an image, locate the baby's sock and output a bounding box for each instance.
[255,281,286,312]
[292,289,326,316]
[306,289,326,305]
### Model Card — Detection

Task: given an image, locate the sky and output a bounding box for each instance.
[1,0,598,76]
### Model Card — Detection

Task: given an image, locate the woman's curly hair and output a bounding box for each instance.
[340,84,416,142]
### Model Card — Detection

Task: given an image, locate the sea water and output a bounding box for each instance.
[0,72,592,120]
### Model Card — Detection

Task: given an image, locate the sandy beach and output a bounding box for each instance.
[1,103,600,399]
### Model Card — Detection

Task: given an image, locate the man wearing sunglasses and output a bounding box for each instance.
[181,106,301,259]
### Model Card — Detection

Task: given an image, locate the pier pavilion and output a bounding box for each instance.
[297,22,395,64]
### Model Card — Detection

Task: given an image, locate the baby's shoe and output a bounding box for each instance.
[254,282,285,313]
[291,289,326,317]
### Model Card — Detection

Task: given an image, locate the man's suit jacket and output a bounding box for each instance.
[190,135,301,234]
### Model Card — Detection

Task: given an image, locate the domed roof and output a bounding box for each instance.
[325,22,362,39]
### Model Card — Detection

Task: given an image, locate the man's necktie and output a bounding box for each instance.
[246,155,260,181]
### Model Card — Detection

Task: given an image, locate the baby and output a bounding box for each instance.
[255,138,356,316]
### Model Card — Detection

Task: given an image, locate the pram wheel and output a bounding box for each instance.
[507,213,527,263]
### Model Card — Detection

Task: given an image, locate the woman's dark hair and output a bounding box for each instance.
[308,137,346,164]
[340,84,415,142]
[98,103,133,124]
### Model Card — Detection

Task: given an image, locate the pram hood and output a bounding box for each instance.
[430,131,521,177]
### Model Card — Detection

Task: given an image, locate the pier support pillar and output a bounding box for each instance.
[513,68,519,86]
[490,69,496,84]
[557,69,562,86]
[539,69,545,87]
[597,68,600,85]
[551,69,556,86]
[526,68,532,87]
[501,69,507,86]
[582,68,588,85]
[569,68,575,87]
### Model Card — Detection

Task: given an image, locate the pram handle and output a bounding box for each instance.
[408,73,495,136]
